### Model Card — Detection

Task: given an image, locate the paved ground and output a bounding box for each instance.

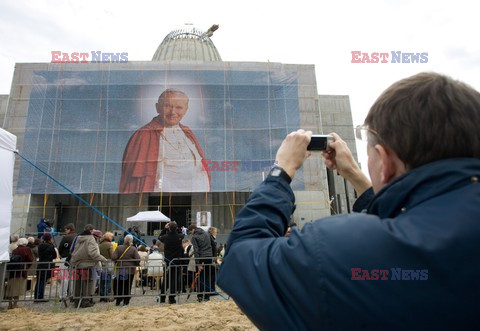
[2,283,228,312]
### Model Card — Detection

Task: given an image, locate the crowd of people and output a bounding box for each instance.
[6,232,59,309]
[157,222,221,304]
[4,221,225,309]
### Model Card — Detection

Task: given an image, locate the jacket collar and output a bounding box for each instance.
[367,158,480,218]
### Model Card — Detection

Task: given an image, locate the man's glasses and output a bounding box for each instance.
[355,125,381,144]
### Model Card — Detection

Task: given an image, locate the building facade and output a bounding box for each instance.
[3,25,358,236]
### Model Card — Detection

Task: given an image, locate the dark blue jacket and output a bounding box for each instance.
[36,219,49,238]
[217,158,480,330]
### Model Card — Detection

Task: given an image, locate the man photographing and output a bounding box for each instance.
[217,72,480,330]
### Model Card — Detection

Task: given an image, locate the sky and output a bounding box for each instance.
[1,0,479,173]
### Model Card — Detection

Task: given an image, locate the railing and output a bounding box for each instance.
[1,257,226,309]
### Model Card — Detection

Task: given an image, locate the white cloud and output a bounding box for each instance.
[1,0,479,175]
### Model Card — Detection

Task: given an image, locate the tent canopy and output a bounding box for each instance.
[127,210,170,222]
[0,128,17,262]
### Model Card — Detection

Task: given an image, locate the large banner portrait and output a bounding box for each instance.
[16,63,314,194]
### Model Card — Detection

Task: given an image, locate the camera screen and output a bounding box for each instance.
[307,136,330,151]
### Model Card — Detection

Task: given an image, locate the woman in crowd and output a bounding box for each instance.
[34,233,57,302]
[137,245,149,287]
[6,238,34,309]
[8,235,19,255]
[98,231,114,302]
[148,246,165,291]
[112,234,140,306]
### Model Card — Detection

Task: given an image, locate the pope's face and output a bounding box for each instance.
[156,92,189,127]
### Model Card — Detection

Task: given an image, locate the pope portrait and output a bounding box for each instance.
[119,89,211,193]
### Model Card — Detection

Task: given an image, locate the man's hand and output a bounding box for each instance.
[275,129,312,179]
[322,133,371,195]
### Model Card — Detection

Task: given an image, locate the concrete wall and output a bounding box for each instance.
[0,95,9,128]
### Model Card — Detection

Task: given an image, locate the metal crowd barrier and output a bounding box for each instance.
[1,256,226,309]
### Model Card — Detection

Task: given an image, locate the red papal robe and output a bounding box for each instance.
[119,116,211,193]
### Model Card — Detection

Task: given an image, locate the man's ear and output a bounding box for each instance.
[375,144,406,185]
[155,102,161,114]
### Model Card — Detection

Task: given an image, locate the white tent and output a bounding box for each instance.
[0,128,17,262]
[127,210,170,222]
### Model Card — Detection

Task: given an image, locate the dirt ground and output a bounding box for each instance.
[0,300,258,331]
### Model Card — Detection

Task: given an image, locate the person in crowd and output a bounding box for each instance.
[58,223,76,258]
[137,245,149,288]
[34,233,56,302]
[208,227,218,260]
[6,238,34,309]
[182,239,196,292]
[36,219,47,238]
[112,234,140,306]
[58,223,76,301]
[130,226,142,246]
[29,238,41,284]
[90,230,104,298]
[36,218,52,238]
[9,235,19,255]
[98,231,114,302]
[150,239,159,253]
[26,237,35,249]
[159,222,170,238]
[217,72,480,330]
[159,221,184,304]
[148,246,165,291]
[49,222,58,237]
[92,229,103,242]
[31,238,41,257]
[188,224,213,302]
[117,233,124,246]
[119,88,211,193]
[70,224,107,308]
[208,227,218,296]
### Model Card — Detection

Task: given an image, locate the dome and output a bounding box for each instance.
[152,24,222,62]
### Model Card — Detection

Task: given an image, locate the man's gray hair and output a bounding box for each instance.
[17,238,28,246]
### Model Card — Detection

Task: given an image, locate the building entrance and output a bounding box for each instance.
[147,195,191,235]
